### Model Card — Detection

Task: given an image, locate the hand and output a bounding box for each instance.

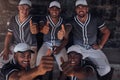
[0,48,12,60]
[53,46,61,54]
[74,71,86,80]
[46,48,52,56]
[38,49,53,75]
[30,20,39,34]
[92,44,103,50]
[40,21,49,34]
[60,57,74,76]
[57,24,66,40]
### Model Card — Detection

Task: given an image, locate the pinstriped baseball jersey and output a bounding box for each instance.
[1,59,24,80]
[60,59,96,80]
[71,13,105,48]
[1,59,40,80]
[7,15,37,46]
[70,76,78,80]
[39,15,67,46]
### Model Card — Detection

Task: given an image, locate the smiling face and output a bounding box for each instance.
[48,6,61,18]
[68,51,83,66]
[14,51,31,69]
[75,5,88,18]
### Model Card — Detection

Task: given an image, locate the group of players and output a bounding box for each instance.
[0,0,113,80]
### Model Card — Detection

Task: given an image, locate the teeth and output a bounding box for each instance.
[23,62,28,64]
[71,61,75,64]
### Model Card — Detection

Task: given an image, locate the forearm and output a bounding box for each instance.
[53,38,68,54]
[99,27,110,48]
[4,32,12,49]
[19,68,39,80]
[9,67,42,80]
[59,38,68,50]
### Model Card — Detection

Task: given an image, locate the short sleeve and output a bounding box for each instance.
[7,17,15,32]
[1,62,19,80]
[96,17,105,29]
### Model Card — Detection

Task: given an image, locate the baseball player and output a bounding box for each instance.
[60,45,97,80]
[67,0,113,80]
[36,1,72,71]
[0,0,37,68]
[1,43,54,80]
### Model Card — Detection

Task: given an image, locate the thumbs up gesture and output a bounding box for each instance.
[46,48,52,56]
[38,49,53,75]
[57,24,66,40]
[40,21,50,34]
[60,57,75,76]
[30,20,39,34]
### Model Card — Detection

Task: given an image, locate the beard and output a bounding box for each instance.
[78,14,85,18]
[77,11,88,18]
[78,12,86,18]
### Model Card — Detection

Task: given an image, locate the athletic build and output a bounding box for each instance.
[1,43,53,80]
[36,1,71,71]
[60,45,97,80]
[68,0,112,80]
[0,0,37,68]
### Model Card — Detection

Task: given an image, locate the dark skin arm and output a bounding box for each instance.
[53,37,68,54]
[0,32,12,60]
[61,60,86,80]
[9,68,39,80]
[54,24,72,54]
[92,26,110,49]
[9,55,54,80]
[61,59,74,76]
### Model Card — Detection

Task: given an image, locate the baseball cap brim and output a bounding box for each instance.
[75,0,88,7]
[17,50,34,54]
[67,45,82,54]
[19,0,32,7]
[49,1,61,8]
[14,43,34,54]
